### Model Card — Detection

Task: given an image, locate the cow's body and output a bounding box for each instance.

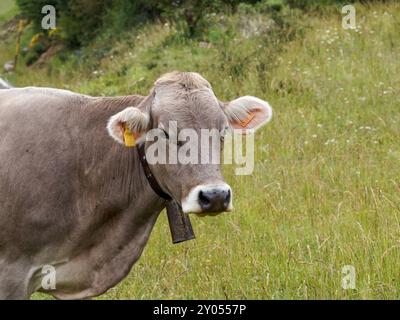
[0,72,272,300]
[0,87,165,299]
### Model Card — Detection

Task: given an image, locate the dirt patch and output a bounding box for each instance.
[0,15,21,40]
[33,43,65,66]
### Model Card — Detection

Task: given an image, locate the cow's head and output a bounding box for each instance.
[107,72,272,215]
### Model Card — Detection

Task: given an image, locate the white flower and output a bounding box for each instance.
[324,138,337,145]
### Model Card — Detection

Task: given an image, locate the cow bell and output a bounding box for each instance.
[166,200,195,244]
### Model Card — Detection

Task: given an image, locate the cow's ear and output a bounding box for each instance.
[223,96,272,132]
[107,107,149,146]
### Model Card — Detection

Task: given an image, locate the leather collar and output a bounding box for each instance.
[137,143,171,200]
[137,143,195,244]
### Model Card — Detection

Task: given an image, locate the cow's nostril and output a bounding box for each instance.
[198,190,211,208]
[198,188,231,213]
[224,190,231,208]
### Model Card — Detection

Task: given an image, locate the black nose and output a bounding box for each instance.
[198,189,231,212]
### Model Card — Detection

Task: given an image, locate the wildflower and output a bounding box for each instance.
[324,138,337,145]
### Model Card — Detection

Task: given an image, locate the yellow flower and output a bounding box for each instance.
[48,28,60,38]
[29,33,43,48]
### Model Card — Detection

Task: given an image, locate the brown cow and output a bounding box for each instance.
[0,71,272,299]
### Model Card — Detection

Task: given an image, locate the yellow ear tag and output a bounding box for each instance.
[123,127,136,147]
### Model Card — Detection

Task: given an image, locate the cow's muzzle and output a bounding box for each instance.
[181,184,233,214]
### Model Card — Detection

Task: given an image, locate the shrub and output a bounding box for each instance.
[16,0,372,48]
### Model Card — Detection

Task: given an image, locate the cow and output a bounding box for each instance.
[0,71,272,299]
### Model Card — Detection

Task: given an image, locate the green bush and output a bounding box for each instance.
[16,0,256,45]
[16,0,375,48]
[16,0,113,46]
[16,0,59,32]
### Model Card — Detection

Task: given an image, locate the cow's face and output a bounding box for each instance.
[107,72,272,215]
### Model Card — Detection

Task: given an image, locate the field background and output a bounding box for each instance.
[0,0,399,299]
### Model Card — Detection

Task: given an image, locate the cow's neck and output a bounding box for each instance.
[74,97,168,255]
[92,144,166,224]
[82,95,168,224]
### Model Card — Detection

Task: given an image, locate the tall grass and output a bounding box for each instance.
[1,1,400,299]
[0,0,17,24]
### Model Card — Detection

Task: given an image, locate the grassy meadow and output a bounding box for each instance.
[0,0,17,24]
[0,1,399,299]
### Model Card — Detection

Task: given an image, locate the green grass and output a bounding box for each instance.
[0,0,17,23]
[2,1,400,299]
